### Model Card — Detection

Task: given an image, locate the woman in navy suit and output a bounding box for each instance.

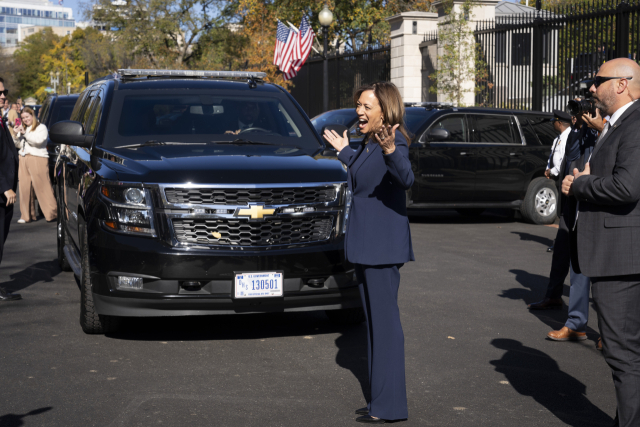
[324,82,414,424]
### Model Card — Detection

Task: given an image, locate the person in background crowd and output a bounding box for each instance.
[562,58,640,427]
[16,98,23,112]
[0,77,21,301]
[1,99,9,120]
[545,105,599,344]
[528,110,573,310]
[12,107,57,224]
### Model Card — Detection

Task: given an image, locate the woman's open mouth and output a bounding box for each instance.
[358,118,368,129]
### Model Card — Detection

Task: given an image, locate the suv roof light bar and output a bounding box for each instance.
[404,102,454,109]
[116,69,267,81]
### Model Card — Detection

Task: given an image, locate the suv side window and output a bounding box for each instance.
[39,96,53,125]
[424,114,467,142]
[86,90,104,136]
[70,91,90,122]
[81,92,98,131]
[471,114,518,144]
[518,118,541,145]
[526,115,556,146]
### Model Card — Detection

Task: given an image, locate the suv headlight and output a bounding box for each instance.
[100,183,156,237]
[341,185,352,234]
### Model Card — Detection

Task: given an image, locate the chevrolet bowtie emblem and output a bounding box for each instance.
[237,205,275,220]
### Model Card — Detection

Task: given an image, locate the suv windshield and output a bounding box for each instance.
[102,90,320,149]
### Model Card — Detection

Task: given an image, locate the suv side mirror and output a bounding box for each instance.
[49,120,93,148]
[426,128,450,142]
[321,124,350,151]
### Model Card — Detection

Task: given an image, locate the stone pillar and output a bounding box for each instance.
[387,12,438,103]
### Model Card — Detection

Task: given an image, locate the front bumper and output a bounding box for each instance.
[89,222,358,317]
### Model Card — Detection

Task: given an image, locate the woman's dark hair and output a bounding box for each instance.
[353,82,412,144]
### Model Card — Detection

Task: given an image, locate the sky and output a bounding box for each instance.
[64,0,88,22]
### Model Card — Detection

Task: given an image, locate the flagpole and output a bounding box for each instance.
[319,6,334,113]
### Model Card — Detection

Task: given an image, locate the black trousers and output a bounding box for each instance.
[592,275,640,427]
[545,215,571,299]
[0,202,13,267]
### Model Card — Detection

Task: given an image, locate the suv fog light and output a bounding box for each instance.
[118,276,143,289]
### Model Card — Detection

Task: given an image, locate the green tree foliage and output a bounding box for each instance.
[430,0,488,106]
[14,28,60,98]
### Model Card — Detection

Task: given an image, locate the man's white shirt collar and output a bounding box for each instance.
[608,100,637,127]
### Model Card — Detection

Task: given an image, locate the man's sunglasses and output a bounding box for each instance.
[0,90,9,96]
[593,76,633,88]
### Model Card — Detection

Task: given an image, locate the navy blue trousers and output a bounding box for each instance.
[565,262,591,332]
[355,263,408,421]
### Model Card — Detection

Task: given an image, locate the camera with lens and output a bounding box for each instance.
[567,98,596,116]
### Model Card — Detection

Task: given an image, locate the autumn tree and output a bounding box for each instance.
[14,28,60,98]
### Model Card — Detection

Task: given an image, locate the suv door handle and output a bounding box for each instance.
[510,152,522,156]
[460,152,467,156]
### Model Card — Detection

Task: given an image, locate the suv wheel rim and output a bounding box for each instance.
[535,188,557,217]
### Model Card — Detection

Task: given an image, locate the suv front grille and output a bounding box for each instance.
[172,217,334,246]
[165,187,336,206]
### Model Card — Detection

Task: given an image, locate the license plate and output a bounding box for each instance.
[234,272,283,298]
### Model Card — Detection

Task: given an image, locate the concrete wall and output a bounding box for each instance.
[387,11,438,103]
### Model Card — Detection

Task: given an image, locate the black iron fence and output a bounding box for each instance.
[288,46,390,118]
[475,0,640,111]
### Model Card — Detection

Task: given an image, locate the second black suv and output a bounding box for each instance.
[38,94,80,182]
[313,105,557,224]
[50,69,359,334]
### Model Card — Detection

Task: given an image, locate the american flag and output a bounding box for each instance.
[273,20,297,74]
[284,17,315,81]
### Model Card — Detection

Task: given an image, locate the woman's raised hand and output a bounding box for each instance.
[374,124,399,155]
[323,129,349,152]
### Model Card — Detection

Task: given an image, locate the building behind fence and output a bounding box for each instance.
[289,0,640,116]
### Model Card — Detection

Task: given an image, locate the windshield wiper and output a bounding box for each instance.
[212,139,279,146]
[114,140,207,149]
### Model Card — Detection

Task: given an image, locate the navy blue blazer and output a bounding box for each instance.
[337,133,415,266]
[0,117,17,204]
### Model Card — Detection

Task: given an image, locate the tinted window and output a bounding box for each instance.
[39,97,52,124]
[472,115,516,144]
[49,98,78,126]
[103,90,320,149]
[70,90,90,121]
[82,92,98,129]
[311,110,357,133]
[87,94,103,135]
[425,114,466,142]
[526,115,556,146]
[519,119,541,145]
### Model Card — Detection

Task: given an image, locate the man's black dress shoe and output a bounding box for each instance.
[0,287,21,301]
[355,407,369,415]
[527,297,562,310]
[356,415,385,424]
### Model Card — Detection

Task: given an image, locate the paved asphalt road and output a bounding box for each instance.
[0,206,616,427]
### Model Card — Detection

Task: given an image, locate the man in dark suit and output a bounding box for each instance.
[563,58,640,427]
[0,76,21,301]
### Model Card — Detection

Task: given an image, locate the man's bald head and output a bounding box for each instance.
[591,58,640,116]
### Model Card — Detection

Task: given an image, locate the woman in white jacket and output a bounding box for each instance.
[12,107,57,223]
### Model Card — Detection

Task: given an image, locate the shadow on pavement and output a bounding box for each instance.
[0,259,61,292]
[335,325,370,405]
[0,407,53,427]
[490,339,612,427]
[500,269,601,345]
[510,231,554,248]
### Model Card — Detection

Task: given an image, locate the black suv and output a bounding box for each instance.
[314,104,557,224]
[38,94,80,182]
[50,69,358,334]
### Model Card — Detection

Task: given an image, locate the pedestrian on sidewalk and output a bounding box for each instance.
[12,106,57,223]
[323,81,414,424]
[0,77,22,301]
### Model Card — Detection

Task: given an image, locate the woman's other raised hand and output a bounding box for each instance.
[323,129,349,152]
